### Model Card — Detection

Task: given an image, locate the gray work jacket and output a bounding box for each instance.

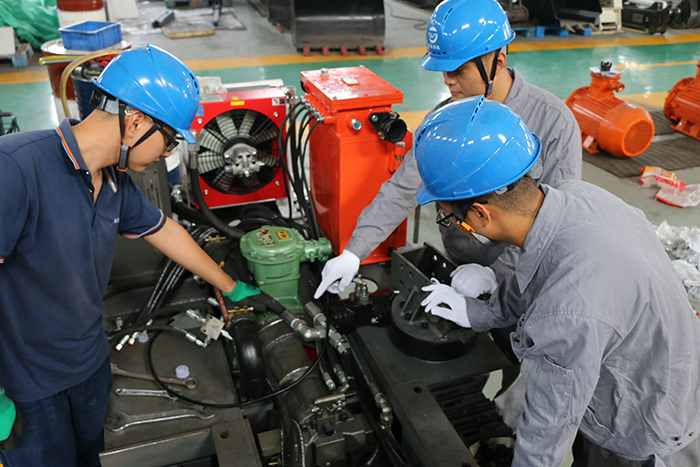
[468,181,700,467]
[345,68,582,280]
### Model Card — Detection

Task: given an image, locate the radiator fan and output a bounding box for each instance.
[197,108,281,196]
[191,86,288,208]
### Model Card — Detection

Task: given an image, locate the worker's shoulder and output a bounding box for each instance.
[0,128,57,159]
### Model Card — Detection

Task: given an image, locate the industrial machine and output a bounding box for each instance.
[671,0,700,29]
[302,66,412,264]
[0,109,19,135]
[621,0,680,34]
[522,0,602,27]
[100,67,515,467]
[187,81,289,208]
[665,60,700,141]
[247,0,386,56]
[566,61,655,158]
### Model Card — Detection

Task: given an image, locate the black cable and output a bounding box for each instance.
[278,102,305,224]
[145,326,330,409]
[384,1,429,30]
[117,225,217,332]
[189,165,246,239]
[299,120,322,239]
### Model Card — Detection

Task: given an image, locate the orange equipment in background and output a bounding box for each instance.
[302,66,412,264]
[665,61,700,141]
[566,62,655,158]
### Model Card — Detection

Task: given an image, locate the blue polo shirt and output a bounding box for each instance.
[0,119,165,402]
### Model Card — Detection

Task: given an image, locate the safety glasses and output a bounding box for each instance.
[145,115,179,152]
[435,207,475,232]
[151,119,179,152]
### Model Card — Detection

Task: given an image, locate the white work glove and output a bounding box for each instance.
[314,250,361,298]
[421,283,471,328]
[450,264,497,298]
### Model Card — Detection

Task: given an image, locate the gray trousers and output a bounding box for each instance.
[572,432,700,467]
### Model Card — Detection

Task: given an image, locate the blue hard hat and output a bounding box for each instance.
[414,96,540,205]
[93,44,200,144]
[421,0,516,72]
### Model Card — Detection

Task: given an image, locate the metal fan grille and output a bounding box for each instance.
[197,108,281,196]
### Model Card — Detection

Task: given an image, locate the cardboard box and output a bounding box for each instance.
[0,27,16,56]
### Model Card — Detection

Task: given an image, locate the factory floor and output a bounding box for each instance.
[1,1,699,465]
[2,0,699,236]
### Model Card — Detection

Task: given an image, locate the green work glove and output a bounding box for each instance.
[0,387,22,451]
[222,282,261,303]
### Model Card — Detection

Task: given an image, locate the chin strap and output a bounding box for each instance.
[117,101,129,172]
[474,48,502,98]
[115,100,159,172]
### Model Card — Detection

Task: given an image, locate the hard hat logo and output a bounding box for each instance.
[427,27,439,45]
[414,96,541,205]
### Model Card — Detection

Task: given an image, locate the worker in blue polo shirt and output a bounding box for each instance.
[0,45,259,467]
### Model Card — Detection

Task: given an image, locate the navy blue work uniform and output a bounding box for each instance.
[0,119,164,466]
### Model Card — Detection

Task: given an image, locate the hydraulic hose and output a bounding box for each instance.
[228,313,267,400]
[187,165,246,240]
[56,50,120,119]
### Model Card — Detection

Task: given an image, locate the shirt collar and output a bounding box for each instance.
[503,67,523,113]
[55,118,88,172]
[515,184,565,293]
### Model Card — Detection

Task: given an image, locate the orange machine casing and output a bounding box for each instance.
[566,67,654,158]
[665,61,700,141]
[302,66,412,264]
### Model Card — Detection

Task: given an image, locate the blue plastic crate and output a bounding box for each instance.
[59,21,122,51]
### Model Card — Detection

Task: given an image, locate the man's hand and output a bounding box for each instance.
[314,250,361,298]
[222,282,261,303]
[421,283,471,328]
[450,263,497,298]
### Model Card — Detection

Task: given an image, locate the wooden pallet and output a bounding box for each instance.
[512,23,594,38]
[161,20,215,38]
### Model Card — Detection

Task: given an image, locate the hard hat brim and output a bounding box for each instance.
[420,53,468,73]
[176,127,197,144]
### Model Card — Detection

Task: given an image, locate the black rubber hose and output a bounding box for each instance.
[188,166,245,240]
[145,329,329,409]
[172,199,211,225]
[298,263,315,306]
[228,313,267,400]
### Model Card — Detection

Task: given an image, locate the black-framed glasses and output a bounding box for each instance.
[147,116,179,152]
[436,205,476,232]
[436,208,455,228]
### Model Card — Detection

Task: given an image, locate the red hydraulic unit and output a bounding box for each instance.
[302,66,412,264]
[665,61,700,141]
[190,85,288,208]
[566,61,655,158]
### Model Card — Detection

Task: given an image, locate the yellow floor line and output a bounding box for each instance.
[620,91,668,109]
[0,70,48,85]
[510,33,700,52]
[1,34,696,85]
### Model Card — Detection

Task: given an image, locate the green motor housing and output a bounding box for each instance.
[239,226,332,313]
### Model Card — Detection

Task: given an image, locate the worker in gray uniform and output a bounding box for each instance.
[417,95,700,467]
[314,0,582,300]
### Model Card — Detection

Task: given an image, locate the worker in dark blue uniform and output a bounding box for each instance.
[0,45,259,466]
